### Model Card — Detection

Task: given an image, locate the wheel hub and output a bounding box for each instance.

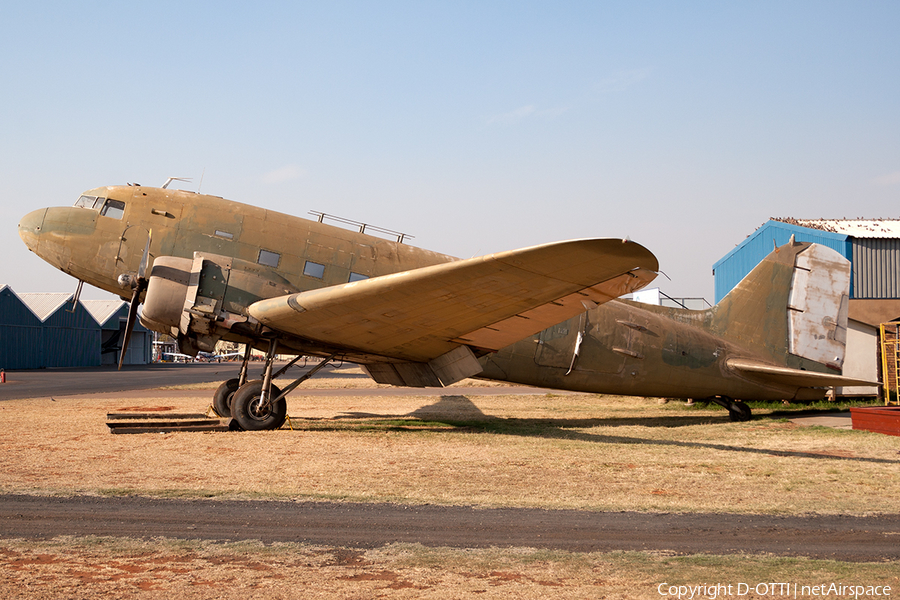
[248,397,272,420]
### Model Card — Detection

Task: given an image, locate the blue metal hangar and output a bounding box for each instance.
[0,286,151,370]
[714,218,900,397]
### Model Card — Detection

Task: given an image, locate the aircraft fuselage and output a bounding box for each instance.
[479,299,826,402]
[20,185,859,411]
[18,185,455,302]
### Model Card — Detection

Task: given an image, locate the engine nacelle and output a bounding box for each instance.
[141,256,193,331]
[140,252,298,355]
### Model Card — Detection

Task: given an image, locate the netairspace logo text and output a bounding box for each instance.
[658,582,892,599]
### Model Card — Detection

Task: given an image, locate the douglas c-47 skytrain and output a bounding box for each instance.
[18,181,877,430]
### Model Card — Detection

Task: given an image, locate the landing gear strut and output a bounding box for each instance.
[709,396,752,422]
[225,340,336,431]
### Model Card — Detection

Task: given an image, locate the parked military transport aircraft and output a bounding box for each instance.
[18,183,875,429]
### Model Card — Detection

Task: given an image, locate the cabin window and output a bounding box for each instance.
[100,199,126,219]
[349,272,369,283]
[303,261,325,279]
[258,249,280,268]
[74,195,103,210]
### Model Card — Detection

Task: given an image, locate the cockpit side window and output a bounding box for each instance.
[74,195,103,210]
[100,199,126,220]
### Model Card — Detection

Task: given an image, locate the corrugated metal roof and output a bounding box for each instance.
[18,293,74,321]
[712,220,852,302]
[714,218,900,303]
[771,218,900,238]
[82,300,127,327]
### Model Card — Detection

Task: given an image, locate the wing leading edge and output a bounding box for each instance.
[249,238,658,385]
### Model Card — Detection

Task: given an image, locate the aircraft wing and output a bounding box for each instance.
[249,238,657,384]
[727,358,880,388]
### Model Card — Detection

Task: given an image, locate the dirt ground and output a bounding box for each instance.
[1,535,897,600]
[1,377,898,598]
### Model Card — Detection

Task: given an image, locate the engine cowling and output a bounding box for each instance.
[141,256,193,331]
[140,252,298,355]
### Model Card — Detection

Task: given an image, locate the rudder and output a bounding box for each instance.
[710,239,851,371]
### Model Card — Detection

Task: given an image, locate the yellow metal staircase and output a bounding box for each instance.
[880,322,900,406]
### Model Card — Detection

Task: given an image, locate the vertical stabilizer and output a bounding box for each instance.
[712,241,851,371]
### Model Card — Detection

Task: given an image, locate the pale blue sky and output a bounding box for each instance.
[3,1,898,301]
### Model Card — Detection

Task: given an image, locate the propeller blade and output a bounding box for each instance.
[118,282,145,370]
[118,229,152,370]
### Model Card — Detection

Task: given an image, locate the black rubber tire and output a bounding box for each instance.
[728,401,753,422]
[230,379,287,431]
[212,378,240,418]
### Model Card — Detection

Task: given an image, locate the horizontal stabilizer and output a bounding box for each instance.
[727,358,880,388]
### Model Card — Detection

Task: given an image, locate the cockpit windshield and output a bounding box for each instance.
[73,195,125,219]
[74,195,103,210]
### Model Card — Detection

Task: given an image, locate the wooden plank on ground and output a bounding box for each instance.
[106,412,231,434]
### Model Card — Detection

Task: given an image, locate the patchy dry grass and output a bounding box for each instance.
[0,390,897,515]
[0,536,897,600]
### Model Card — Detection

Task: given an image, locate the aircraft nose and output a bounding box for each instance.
[18,208,47,251]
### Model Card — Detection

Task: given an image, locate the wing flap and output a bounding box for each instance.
[360,346,484,388]
[727,358,880,388]
[249,238,658,363]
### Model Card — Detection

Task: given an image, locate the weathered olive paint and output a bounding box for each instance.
[20,185,457,357]
[23,188,450,293]
[20,186,862,403]
[479,241,857,402]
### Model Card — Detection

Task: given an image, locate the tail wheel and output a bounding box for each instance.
[708,396,753,422]
[231,379,287,431]
[212,378,240,418]
[728,400,752,422]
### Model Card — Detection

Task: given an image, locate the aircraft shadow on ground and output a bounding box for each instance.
[303,395,900,466]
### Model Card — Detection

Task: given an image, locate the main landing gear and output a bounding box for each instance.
[211,340,335,431]
[708,396,752,422]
